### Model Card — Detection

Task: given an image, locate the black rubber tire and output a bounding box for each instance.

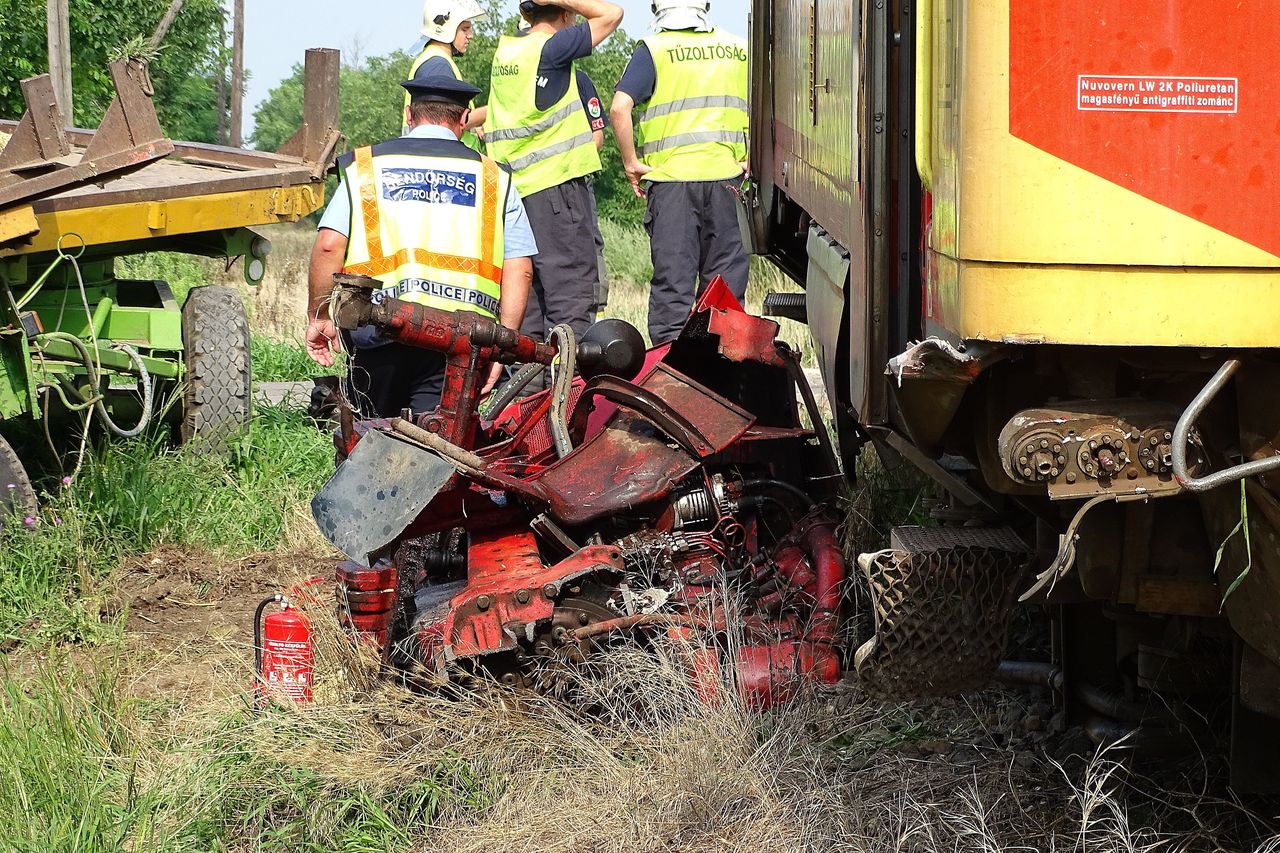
[0,433,36,524]
[180,285,252,447]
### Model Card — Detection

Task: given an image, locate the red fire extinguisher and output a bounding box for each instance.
[254,594,314,708]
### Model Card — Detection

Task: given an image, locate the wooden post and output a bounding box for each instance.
[148,0,187,51]
[46,0,72,122]
[229,0,244,147]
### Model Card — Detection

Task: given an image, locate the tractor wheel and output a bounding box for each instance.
[180,285,252,447]
[0,433,36,525]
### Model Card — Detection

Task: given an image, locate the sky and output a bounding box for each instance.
[241,0,749,134]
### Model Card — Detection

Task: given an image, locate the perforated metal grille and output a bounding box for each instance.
[854,529,1031,699]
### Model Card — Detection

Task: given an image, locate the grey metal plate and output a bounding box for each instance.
[889,525,1030,554]
[311,429,455,565]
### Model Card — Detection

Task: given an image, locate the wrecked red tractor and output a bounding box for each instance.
[311,273,846,706]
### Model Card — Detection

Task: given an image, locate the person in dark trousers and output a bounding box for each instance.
[611,0,749,344]
[305,73,537,418]
[484,0,622,385]
[577,70,611,318]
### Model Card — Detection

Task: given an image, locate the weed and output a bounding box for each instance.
[252,335,335,383]
[3,627,1278,852]
[0,654,145,852]
[0,403,332,645]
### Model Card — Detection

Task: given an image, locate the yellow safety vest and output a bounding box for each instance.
[484,31,601,197]
[638,29,749,182]
[338,139,508,319]
[405,46,481,150]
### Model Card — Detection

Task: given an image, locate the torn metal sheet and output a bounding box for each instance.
[311,429,455,565]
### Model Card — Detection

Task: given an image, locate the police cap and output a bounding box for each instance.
[401,71,481,106]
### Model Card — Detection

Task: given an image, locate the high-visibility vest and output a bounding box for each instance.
[336,138,508,320]
[637,29,749,182]
[404,46,481,150]
[484,31,601,197]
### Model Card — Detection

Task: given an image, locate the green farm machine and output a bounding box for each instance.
[0,49,339,515]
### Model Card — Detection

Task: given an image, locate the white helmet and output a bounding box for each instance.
[651,0,711,31]
[421,0,487,43]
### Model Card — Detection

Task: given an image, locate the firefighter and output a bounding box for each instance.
[578,69,611,318]
[610,0,749,344]
[305,73,537,418]
[404,0,489,141]
[484,0,623,370]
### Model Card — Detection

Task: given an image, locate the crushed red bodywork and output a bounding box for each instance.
[313,274,846,707]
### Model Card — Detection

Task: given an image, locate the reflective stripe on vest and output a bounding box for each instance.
[341,144,506,319]
[637,29,749,182]
[404,48,481,151]
[484,31,601,197]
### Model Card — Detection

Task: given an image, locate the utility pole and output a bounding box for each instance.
[148,0,187,51]
[229,0,244,147]
[46,0,72,122]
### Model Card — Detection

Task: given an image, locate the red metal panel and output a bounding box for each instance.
[1010,1,1280,257]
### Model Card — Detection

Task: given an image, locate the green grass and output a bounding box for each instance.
[252,336,336,383]
[600,216,653,287]
[0,653,485,852]
[0,659,147,852]
[0,403,333,645]
[115,252,216,306]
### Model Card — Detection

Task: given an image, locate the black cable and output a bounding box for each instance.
[737,494,795,528]
[741,478,816,509]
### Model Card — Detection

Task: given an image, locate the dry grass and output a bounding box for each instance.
[6,544,1279,850]
[68,575,1278,851]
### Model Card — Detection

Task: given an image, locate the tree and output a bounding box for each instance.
[251,11,646,226]
[0,0,230,142]
[251,51,410,154]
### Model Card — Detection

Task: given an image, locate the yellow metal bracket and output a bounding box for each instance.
[0,205,38,247]
[914,0,934,190]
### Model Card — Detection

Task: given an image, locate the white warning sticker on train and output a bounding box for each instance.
[1077,75,1238,114]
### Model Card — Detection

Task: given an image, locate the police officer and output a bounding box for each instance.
[305,73,538,418]
[484,0,623,370]
[405,0,489,141]
[610,0,749,344]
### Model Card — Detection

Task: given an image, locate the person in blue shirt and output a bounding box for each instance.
[306,72,538,418]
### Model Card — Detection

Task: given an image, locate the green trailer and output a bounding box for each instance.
[0,49,340,515]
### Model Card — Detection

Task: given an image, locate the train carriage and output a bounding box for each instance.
[747,0,1280,789]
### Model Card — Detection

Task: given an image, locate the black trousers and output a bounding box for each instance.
[644,178,750,344]
[343,340,446,419]
[519,176,600,391]
[585,176,609,317]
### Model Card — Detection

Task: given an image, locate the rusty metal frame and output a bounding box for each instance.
[0,48,341,218]
[277,48,342,178]
[0,61,173,210]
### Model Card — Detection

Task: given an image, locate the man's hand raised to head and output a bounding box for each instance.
[533,0,623,46]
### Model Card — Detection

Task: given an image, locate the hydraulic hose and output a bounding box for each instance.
[36,332,154,438]
[1173,358,1280,492]
[253,594,285,712]
[483,362,544,418]
[547,324,577,459]
[742,478,817,509]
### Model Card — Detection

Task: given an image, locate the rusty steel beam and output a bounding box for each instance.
[0,61,174,211]
[0,75,71,174]
[278,48,341,177]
